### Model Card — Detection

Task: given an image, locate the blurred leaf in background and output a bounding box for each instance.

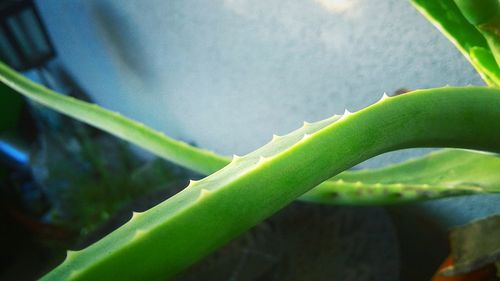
[0,82,23,132]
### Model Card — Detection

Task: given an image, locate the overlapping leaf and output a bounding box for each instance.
[412,0,500,85]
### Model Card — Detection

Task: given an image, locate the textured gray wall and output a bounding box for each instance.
[36,0,499,227]
[36,0,482,156]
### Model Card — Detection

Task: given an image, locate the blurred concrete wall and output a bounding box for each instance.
[35,0,482,157]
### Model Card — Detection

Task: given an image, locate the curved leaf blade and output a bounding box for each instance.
[302,149,500,205]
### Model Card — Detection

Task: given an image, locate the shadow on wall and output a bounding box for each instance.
[88,0,153,82]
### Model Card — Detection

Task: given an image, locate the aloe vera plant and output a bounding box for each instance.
[2,62,499,207]
[37,86,500,280]
[3,64,500,279]
[1,0,500,279]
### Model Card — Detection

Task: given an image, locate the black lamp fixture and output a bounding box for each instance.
[0,0,55,71]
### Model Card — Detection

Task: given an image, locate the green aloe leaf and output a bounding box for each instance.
[453,0,500,67]
[0,62,228,176]
[412,0,500,85]
[36,86,500,280]
[302,149,500,205]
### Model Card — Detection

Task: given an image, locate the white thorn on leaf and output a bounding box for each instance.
[188,179,199,186]
[131,211,142,220]
[379,92,389,102]
[257,156,267,165]
[271,134,282,142]
[232,154,242,161]
[340,109,352,120]
[300,133,311,142]
[303,121,312,127]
